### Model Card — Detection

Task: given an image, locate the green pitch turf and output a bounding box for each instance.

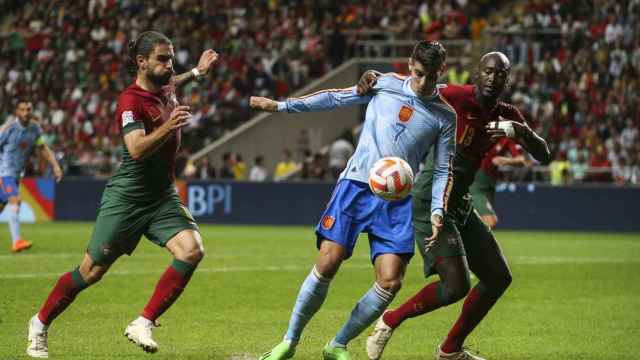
[1,223,639,359]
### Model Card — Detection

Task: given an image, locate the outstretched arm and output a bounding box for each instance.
[426,118,456,243]
[172,49,218,88]
[486,110,551,165]
[512,122,551,164]
[250,86,372,113]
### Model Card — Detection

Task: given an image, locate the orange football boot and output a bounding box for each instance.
[11,239,32,253]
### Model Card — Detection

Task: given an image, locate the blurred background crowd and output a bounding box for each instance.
[1,0,638,184]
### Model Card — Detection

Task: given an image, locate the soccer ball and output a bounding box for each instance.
[368,157,414,201]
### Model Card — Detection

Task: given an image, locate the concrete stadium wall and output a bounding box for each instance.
[191,59,364,173]
[55,179,640,232]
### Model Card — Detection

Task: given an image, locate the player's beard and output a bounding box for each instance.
[147,69,172,87]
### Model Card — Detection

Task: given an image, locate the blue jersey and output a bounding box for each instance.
[277,73,456,216]
[0,119,44,178]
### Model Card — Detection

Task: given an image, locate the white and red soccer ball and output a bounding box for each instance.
[368,157,414,201]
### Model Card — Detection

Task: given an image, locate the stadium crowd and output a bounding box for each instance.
[0,0,638,184]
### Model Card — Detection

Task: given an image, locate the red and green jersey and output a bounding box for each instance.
[107,82,180,202]
[413,84,525,207]
[480,138,523,179]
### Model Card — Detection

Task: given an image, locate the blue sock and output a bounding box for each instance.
[8,204,20,245]
[284,266,331,342]
[331,282,395,347]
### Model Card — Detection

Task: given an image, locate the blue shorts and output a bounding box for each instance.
[315,179,414,263]
[0,176,19,203]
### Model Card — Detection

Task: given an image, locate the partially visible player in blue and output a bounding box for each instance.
[249,41,456,360]
[0,99,63,253]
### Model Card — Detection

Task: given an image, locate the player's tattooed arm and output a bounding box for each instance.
[172,49,219,88]
[125,105,191,160]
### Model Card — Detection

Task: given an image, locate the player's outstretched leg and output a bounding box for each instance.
[330,254,404,360]
[27,254,105,358]
[259,266,332,360]
[7,201,32,253]
[259,240,343,360]
[438,213,511,358]
[366,256,470,360]
[126,230,203,354]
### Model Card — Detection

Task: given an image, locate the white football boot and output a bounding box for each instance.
[27,315,49,358]
[435,344,486,360]
[366,314,395,360]
[124,318,159,353]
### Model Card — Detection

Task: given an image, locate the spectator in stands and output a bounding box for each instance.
[549,151,570,185]
[249,156,268,182]
[308,153,327,180]
[447,61,470,84]
[274,148,298,182]
[219,152,236,179]
[301,151,327,181]
[328,130,355,179]
[233,153,247,180]
[3,0,639,186]
[571,152,589,183]
[588,145,613,183]
[197,158,216,180]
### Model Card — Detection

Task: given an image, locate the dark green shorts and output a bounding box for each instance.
[87,191,199,264]
[469,170,496,217]
[413,196,494,278]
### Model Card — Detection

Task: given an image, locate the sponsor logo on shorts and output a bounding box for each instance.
[398,105,414,123]
[321,215,335,230]
[102,244,112,257]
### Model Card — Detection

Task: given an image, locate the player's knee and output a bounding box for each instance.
[485,271,512,296]
[315,257,341,279]
[181,246,204,264]
[315,244,345,278]
[442,278,471,304]
[377,277,403,293]
[82,268,107,285]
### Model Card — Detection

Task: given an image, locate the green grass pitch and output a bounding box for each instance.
[1,222,639,359]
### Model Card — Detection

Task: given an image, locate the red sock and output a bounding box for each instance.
[141,265,193,321]
[38,270,87,325]
[441,286,499,353]
[383,281,446,329]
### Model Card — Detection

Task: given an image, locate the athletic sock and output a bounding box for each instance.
[38,267,89,325]
[8,203,20,245]
[284,266,331,342]
[383,281,448,328]
[141,259,196,321]
[441,283,499,353]
[332,282,395,347]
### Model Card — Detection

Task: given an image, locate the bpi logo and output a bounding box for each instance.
[187,184,232,217]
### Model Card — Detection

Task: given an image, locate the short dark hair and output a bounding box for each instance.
[16,97,32,108]
[127,31,172,74]
[411,41,446,69]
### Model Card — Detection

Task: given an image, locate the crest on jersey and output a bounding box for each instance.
[321,215,335,230]
[122,111,135,127]
[398,105,414,122]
